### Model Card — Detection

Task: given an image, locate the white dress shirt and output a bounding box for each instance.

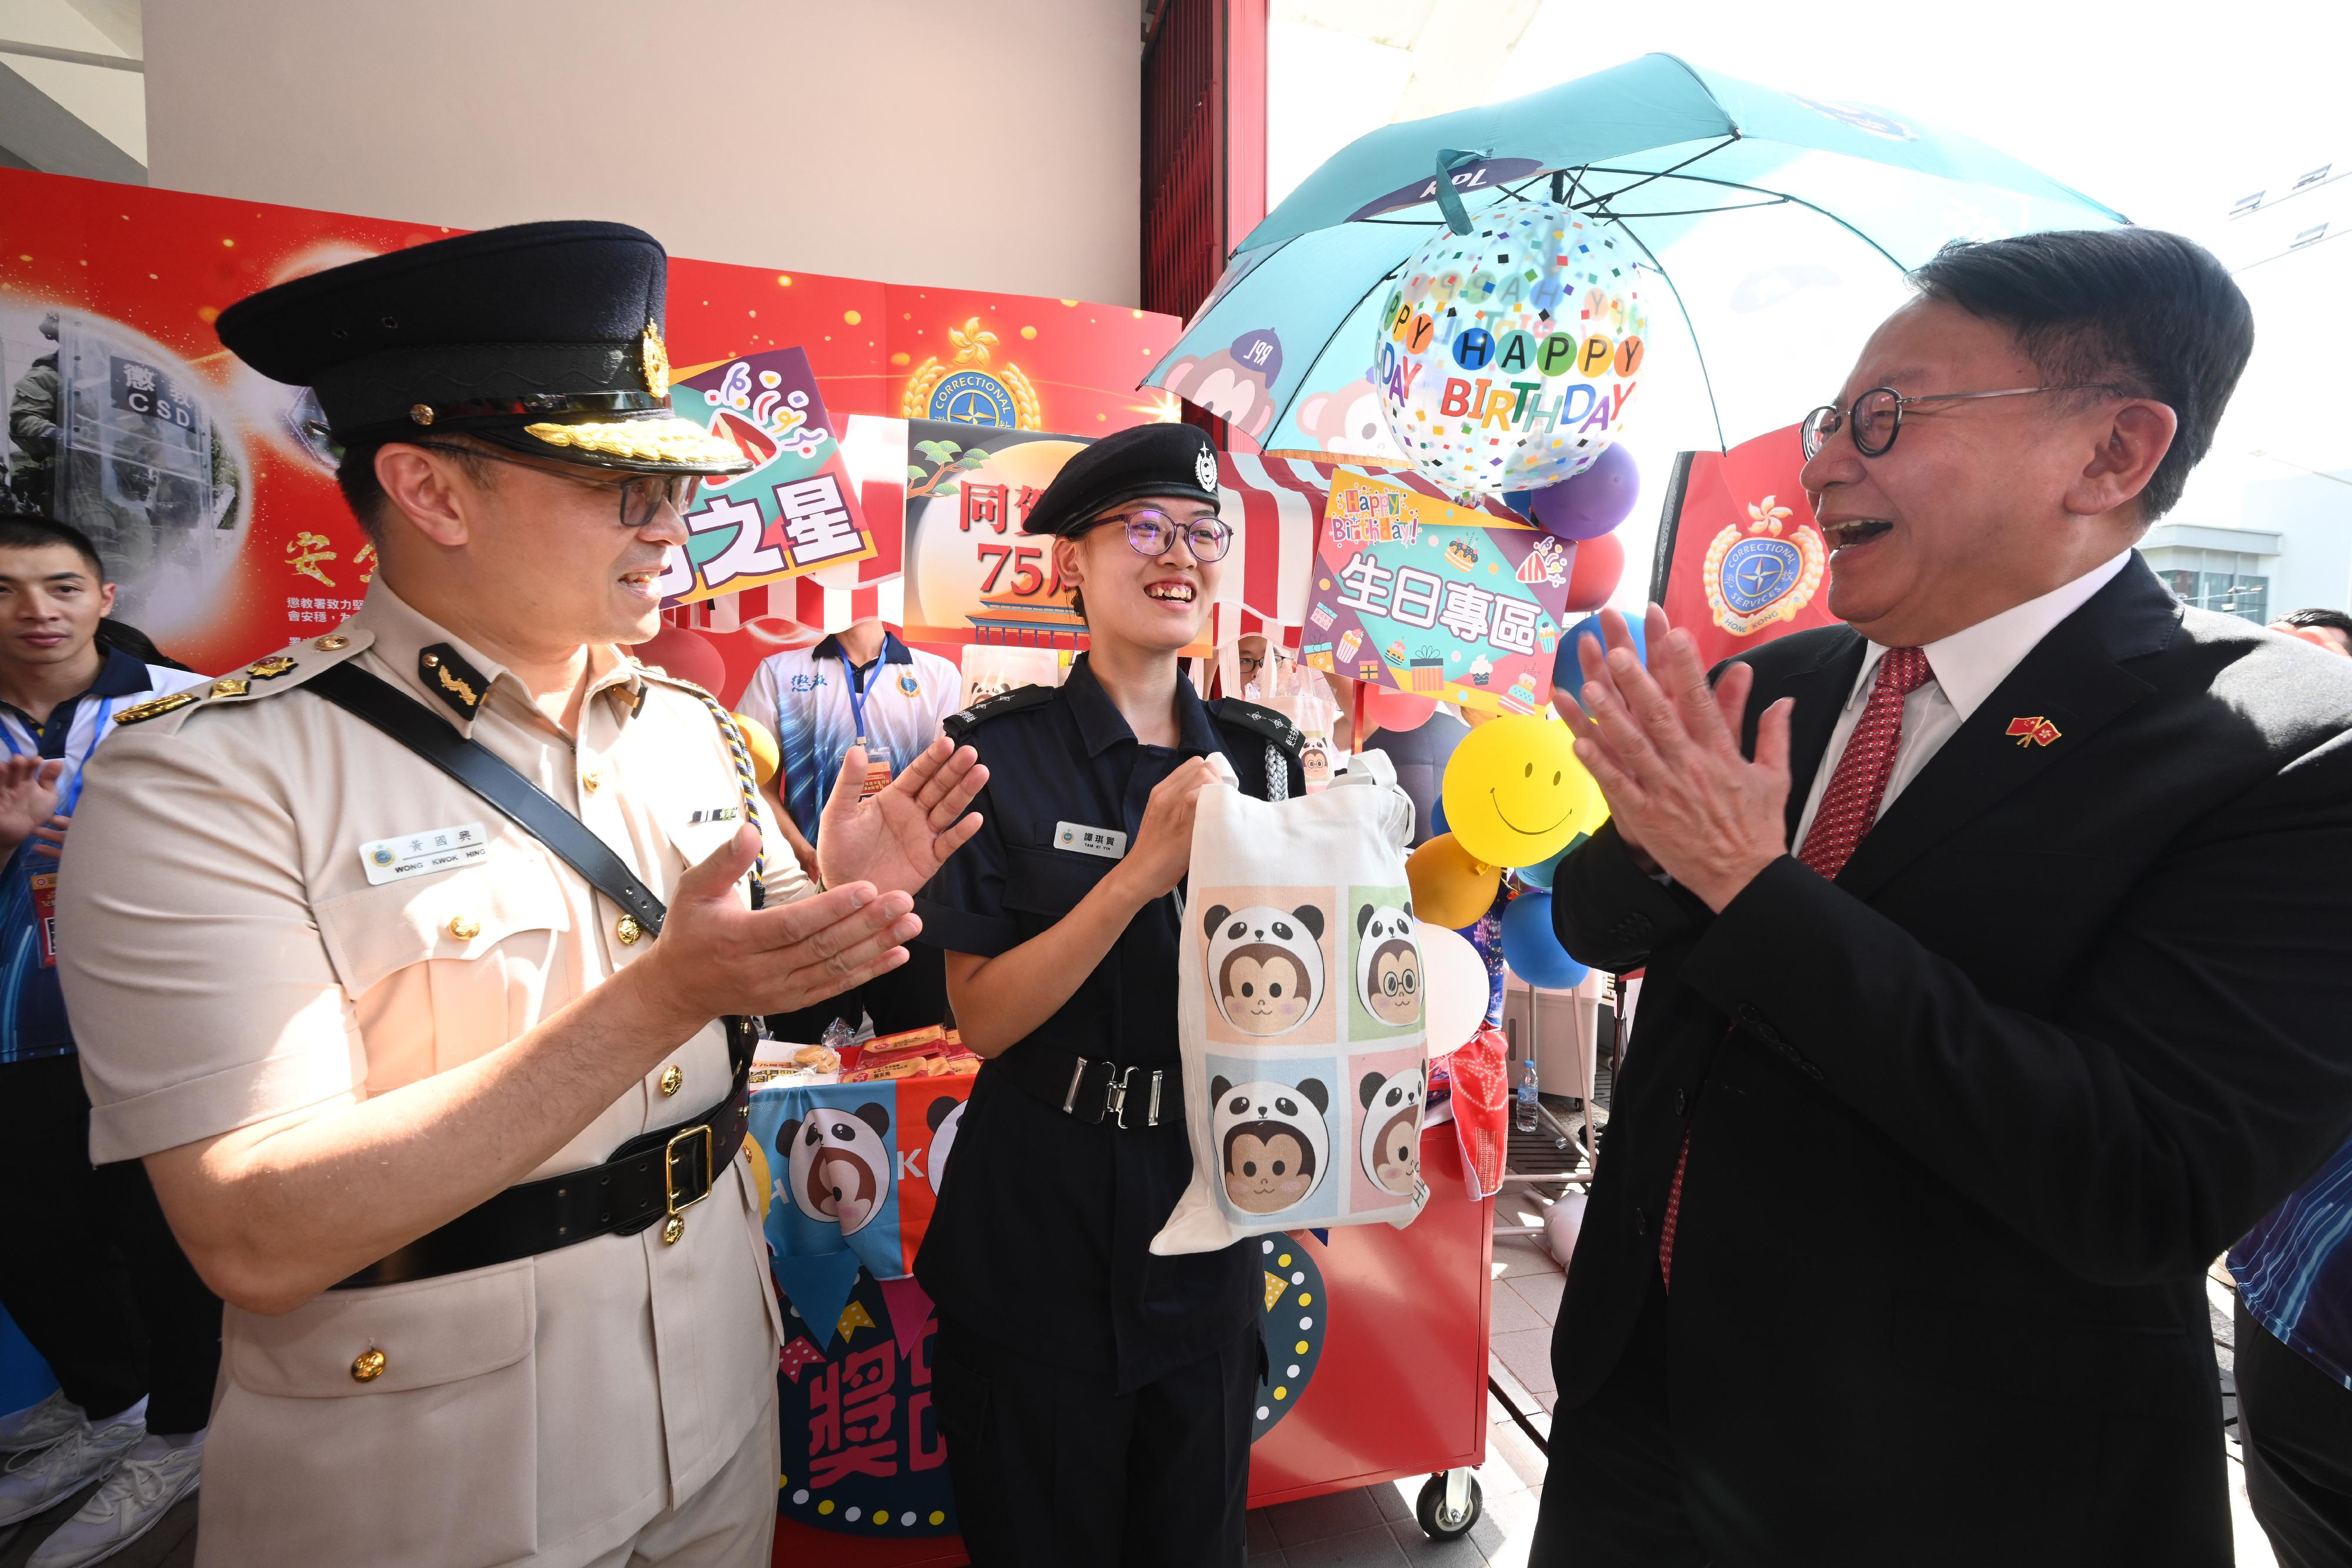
[1790,551,2133,850]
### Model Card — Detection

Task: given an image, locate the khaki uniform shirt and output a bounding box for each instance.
[58,583,801,1568]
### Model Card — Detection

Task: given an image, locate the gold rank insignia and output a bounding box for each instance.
[211,677,250,698]
[112,690,200,726]
[246,654,298,680]
[419,644,486,717]
[642,319,670,400]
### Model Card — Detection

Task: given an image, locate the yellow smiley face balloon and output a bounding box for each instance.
[1440,713,1606,868]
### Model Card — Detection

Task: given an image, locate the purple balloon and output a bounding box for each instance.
[1528,445,1640,540]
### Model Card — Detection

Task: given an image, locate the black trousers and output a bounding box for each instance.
[1531,1265,1710,1567]
[0,1055,222,1435]
[767,939,949,1044]
[931,1313,1255,1568]
[2238,1298,2352,1568]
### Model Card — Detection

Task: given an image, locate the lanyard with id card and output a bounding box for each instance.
[840,653,893,800]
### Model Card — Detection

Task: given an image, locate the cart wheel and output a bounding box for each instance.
[1416,1472,1482,1540]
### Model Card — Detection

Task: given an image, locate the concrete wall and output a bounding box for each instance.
[142,0,1141,304]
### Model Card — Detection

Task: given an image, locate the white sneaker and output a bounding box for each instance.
[0,1407,144,1526]
[0,1393,85,1455]
[28,1432,203,1568]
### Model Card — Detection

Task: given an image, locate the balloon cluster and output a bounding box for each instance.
[1405,713,1607,1001]
[1377,202,1646,497]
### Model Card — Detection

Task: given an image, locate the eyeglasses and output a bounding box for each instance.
[411,442,700,529]
[1086,507,1232,562]
[1799,384,2127,461]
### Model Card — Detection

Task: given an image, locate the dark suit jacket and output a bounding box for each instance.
[1548,558,2352,1566]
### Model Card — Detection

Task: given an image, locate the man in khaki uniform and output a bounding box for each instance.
[54,222,988,1568]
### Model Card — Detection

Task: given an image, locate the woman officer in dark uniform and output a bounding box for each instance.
[913,423,1302,1567]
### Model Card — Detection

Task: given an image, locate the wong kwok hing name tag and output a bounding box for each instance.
[360,823,493,885]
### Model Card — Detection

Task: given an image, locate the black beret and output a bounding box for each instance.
[214,220,748,476]
[1020,422,1222,537]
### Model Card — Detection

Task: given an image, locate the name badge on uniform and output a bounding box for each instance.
[360,823,492,885]
[1055,821,1127,860]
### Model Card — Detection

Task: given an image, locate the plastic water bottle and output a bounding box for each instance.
[1515,1058,1539,1134]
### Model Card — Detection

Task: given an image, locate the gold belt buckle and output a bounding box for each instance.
[662,1124,715,1245]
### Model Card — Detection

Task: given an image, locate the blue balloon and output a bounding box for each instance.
[1431,796,1449,837]
[1556,612,1648,714]
[1501,890,1589,989]
[1501,489,1536,519]
[1514,834,1583,891]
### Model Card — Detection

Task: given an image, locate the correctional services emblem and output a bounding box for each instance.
[1702,496,1826,638]
[642,320,670,400]
[1195,444,1220,494]
[900,317,1041,430]
[896,671,921,698]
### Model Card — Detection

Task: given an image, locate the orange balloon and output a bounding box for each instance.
[1406,832,1502,929]
[730,712,781,785]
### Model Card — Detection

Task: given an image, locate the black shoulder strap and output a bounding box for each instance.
[309,663,670,936]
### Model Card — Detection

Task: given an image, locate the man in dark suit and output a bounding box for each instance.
[1529,227,2352,1566]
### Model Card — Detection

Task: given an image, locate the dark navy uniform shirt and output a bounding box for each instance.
[911,654,1303,1390]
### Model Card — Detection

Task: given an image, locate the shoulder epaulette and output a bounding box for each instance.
[113,631,372,727]
[943,681,1055,740]
[1208,697,1304,754]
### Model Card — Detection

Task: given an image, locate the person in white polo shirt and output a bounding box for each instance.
[736,618,963,1040]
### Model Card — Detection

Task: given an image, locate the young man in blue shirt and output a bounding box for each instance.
[0,517,219,1567]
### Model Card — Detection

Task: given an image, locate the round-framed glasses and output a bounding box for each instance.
[1089,507,1233,562]
[1799,384,2127,462]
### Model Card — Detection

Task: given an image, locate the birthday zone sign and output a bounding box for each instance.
[1305,470,1572,714]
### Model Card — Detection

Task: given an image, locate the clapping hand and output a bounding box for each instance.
[1551,605,1794,912]
[0,756,63,858]
[814,736,988,898]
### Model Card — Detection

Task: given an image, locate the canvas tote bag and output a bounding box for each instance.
[1151,749,1431,1254]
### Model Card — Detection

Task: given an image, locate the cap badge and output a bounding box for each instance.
[642,320,670,401]
[1195,444,1218,494]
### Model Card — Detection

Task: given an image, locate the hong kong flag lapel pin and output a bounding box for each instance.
[2006,716,2062,748]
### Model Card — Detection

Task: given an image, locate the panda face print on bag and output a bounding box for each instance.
[1358,1062,1425,1197]
[785,1101,893,1236]
[1355,901,1423,1028]
[1211,1073,1331,1215]
[1203,902,1328,1037]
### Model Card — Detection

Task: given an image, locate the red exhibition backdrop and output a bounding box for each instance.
[1650,423,1839,667]
[0,169,1182,684]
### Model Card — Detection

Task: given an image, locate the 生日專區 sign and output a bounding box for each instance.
[1305,470,1572,715]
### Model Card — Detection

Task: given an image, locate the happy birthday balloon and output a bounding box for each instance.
[1375,201,1649,499]
[1441,713,1606,868]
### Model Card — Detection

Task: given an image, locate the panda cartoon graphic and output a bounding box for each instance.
[782,1101,893,1236]
[1358,1064,1426,1197]
[1203,902,1327,1037]
[1211,1074,1331,1216]
[1354,901,1422,1028]
[924,1095,965,1196]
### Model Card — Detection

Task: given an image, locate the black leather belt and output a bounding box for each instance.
[309,663,768,1289]
[992,1041,1178,1131]
[333,1017,759,1288]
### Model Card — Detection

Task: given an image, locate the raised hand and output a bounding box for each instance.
[1111,755,1219,902]
[631,825,921,1035]
[1559,604,1793,912]
[814,736,988,899]
[0,757,64,857]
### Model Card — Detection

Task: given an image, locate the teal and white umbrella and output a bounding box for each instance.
[1147,54,2125,469]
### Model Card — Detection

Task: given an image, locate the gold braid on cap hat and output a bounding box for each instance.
[522,416,741,467]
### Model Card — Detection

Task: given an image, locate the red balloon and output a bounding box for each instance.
[629,621,728,693]
[1563,531,1624,611]
[1361,685,1437,734]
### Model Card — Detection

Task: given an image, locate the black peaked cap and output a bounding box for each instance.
[1020,422,1223,537]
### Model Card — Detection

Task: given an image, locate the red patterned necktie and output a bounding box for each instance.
[1656,646,1933,1291]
